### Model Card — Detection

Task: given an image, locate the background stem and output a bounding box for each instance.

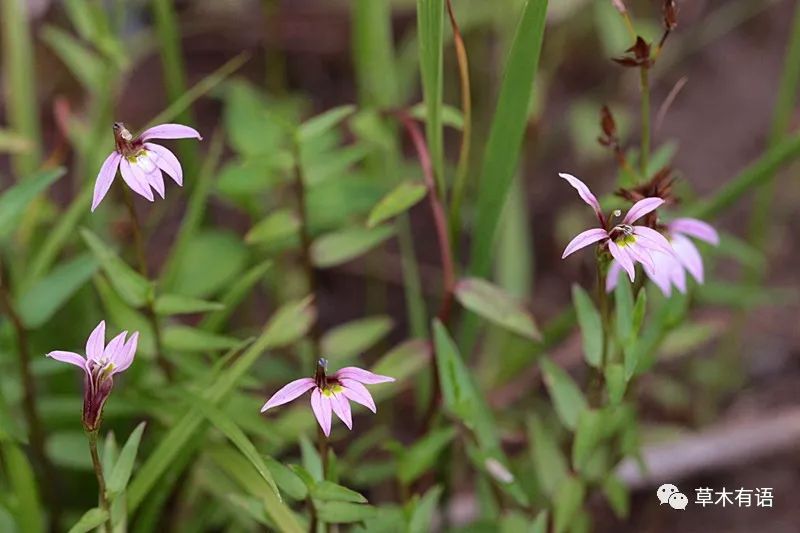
[639,67,650,178]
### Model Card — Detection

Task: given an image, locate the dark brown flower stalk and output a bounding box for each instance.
[597,105,634,173]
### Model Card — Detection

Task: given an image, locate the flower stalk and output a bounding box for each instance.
[639,66,651,177]
[86,429,112,533]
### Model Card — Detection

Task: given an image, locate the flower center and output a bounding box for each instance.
[321,384,343,397]
[610,224,636,246]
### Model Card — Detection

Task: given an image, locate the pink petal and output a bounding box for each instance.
[669,218,719,245]
[339,379,377,412]
[310,389,332,437]
[46,350,86,369]
[145,143,183,185]
[671,234,704,282]
[559,173,602,220]
[561,228,609,259]
[632,226,674,256]
[261,378,316,412]
[605,261,622,293]
[119,159,155,201]
[143,165,166,199]
[332,367,395,384]
[646,254,674,296]
[330,392,353,430]
[104,331,128,362]
[112,332,138,373]
[622,197,664,224]
[626,242,655,272]
[129,158,163,199]
[91,153,121,212]
[608,241,635,282]
[85,320,106,361]
[140,123,202,142]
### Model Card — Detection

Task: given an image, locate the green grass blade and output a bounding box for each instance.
[468,0,548,277]
[687,133,800,219]
[417,0,446,198]
[0,0,42,175]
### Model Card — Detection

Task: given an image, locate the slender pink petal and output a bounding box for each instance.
[333,367,395,384]
[647,254,674,296]
[140,123,202,142]
[261,378,316,412]
[632,226,675,256]
[310,389,332,437]
[86,320,106,361]
[605,261,622,293]
[47,350,86,369]
[670,257,688,293]
[339,379,377,412]
[608,241,635,281]
[145,143,183,185]
[112,332,138,373]
[103,331,128,363]
[561,228,608,259]
[669,218,719,245]
[143,165,166,198]
[559,173,602,220]
[91,153,121,212]
[626,242,655,272]
[330,392,353,430]
[119,159,155,201]
[671,234,704,282]
[622,197,664,224]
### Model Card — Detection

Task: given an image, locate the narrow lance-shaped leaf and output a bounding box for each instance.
[80,228,152,308]
[311,226,395,268]
[572,284,603,368]
[107,422,147,497]
[320,316,393,363]
[468,0,548,277]
[540,357,587,430]
[297,105,356,143]
[0,167,64,240]
[416,0,445,196]
[366,181,427,228]
[67,508,109,533]
[154,294,224,315]
[456,277,541,340]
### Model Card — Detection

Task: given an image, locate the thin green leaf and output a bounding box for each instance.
[321,316,393,363]
[456,277,541,340]
[468,0,548,277]
[40,26,105,92]
[604,364,626,404]
[311,226,394,268]
[366,181,427,228]
[154,294,224,316]
[602,475,630,519]
[316,501,377,524]
[527,415,568,497]
[396,427,456,485]
[199,261,272,332]
[571,410,603,472]
[0,441,43,533]
[416,0,445,196]
[572,285,603,368]
[264,456,308,500]
[552,477,585,533]
[17,253,98,328]
[107,422,146,497]
[298,105,356,143]
[188,392,281,498]
[163,326,241,352]
[614,275,634,343]
[311,481,367,504]
[80,228,152,308]
[540,357,587,430]
[68,507,109,533]
[0,167,64,240]
[408,486,443,533]
[245,209,300,247]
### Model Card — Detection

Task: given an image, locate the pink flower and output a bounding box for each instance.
[261,358,394,437]
[560,173,675,282]
[91,122,202,211]
[46,320,138,431]
[606,218,719,295]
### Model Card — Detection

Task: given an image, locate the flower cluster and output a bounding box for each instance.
[261,358,395,437]
[47,321,138,431]
[560,173,718,295]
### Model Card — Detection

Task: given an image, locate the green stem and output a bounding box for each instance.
[86,430,112,533]
[589,259,610,407]
[639,67,650,178]
[121,186,174,381]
